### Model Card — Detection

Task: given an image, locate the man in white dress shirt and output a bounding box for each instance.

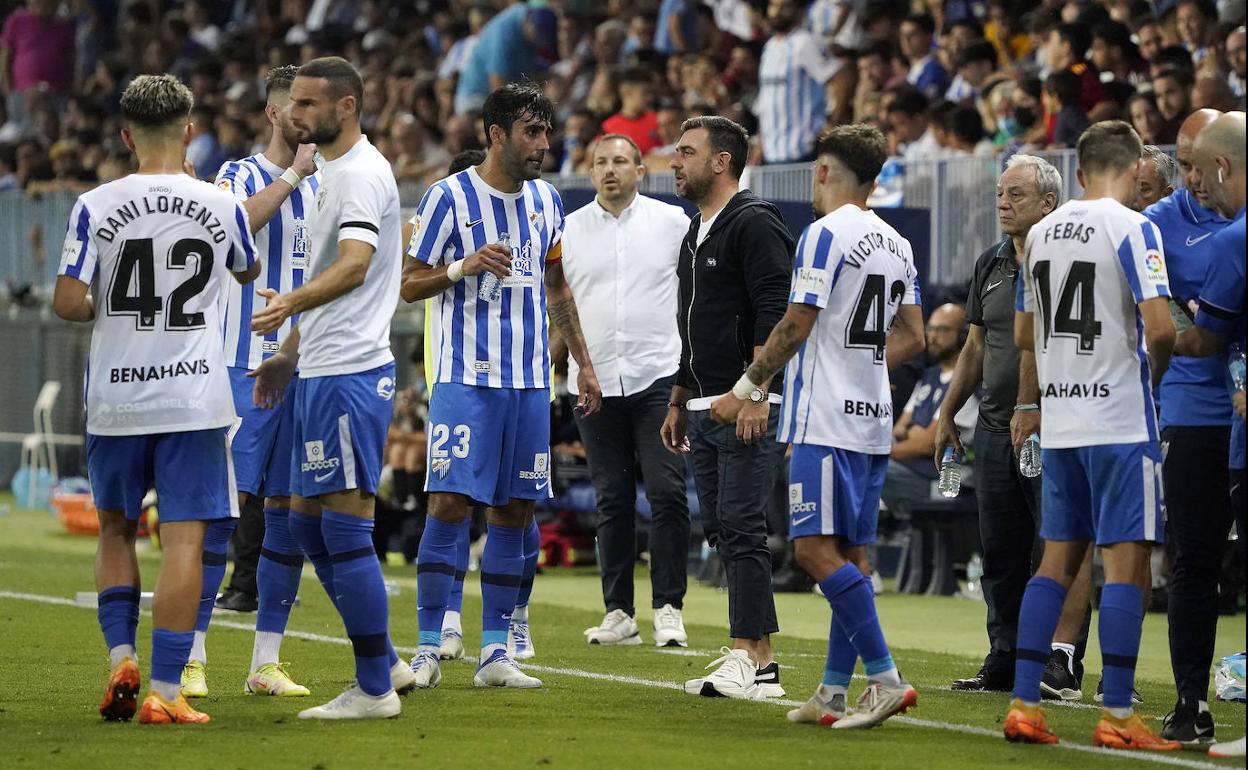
[561,134,693,648]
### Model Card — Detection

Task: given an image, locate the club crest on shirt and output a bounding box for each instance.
[316,185,329,210]
[529,210,542,230]
[431,457,451,479]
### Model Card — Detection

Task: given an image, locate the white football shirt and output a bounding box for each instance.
[755,29,839,164]
[215,154,320,371]
[779,203,921,454]
[1021,198,1170,448]
[408,165,565,390]
[296,136,401,378]
[57,173,257,435]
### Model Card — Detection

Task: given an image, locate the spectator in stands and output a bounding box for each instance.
[25,138,94,194]
[655,0,701,55]
[1153,67,1195,142]
[754,0,838,164]
[454,1,558,115]
[1227,26,1246,97]
[645,101,687,170]
[985,0,1033,66]
[901,13,949,101]
[1134,15,1168,66]
[1043,23,1107,114]
[389,113,452,189]
[1152,44,1199,79]
[854,42,896,122]
[943,104,994,155]
[1134,144,1179,210]
[1090,21,1147,84]
[947,39,999,104]
[881,303,969,518]
[1192,73,1239,110]
[0,143,16,191]
[1129,91,1166,143]
[1176,0,1218,63]
[602,68,663,156]
[186,105,225,180]
[623,12,658,58]
[0,0,75,136]
[185,0,222,53]
[885,85,941,159]
[1043,70,1090,148]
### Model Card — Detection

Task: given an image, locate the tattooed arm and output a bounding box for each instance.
[545,260,602,416]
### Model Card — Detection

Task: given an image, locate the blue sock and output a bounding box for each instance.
[447,519,470,617]
[195,518,236,639]
[822,612,857,689]
[150,627,193,698]
[818,564,898,684]
[417,517,460,649]
[1012,576,1067,704]
[321,510,392,696]
[289,511,338,609]
[1098,583,1143,711]
[256,507,302,635]
[97,586,140,661]
[514,518,540,618]
[480,523,524,654]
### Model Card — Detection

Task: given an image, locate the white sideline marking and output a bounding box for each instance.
[0,590,1230,770]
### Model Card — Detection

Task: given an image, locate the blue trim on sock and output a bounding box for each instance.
[864,656,897,676]
[196,518,236,634]
[480,524,524,649]
[824,613,857,688]
[448,519,470,614]
[1099,583,1144,710]
[321,509,391,696]
[97,586,140,650]
[1012,576,1067,704]
[256,507,302,635]
[482,630,508,647]
[417,517,461,647]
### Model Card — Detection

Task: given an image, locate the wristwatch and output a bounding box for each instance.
[748,387,767,403]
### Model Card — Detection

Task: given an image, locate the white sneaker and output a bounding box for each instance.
[508,618,535,660]
[297,685,400,720]
[832,682,918,730]
[753,661,785,698]
[585,609,643,646]
[474,649,542,688]
[439,630,465,660]
[390,657,417,695]
[408,650,441,688]
[684,647,761,700]
[1209,736,1246,758]
[787,685,849,726]
[652,604,688,647]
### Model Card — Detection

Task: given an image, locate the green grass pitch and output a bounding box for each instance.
[0,495,1243,770]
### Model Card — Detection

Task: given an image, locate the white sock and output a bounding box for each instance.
[108,644,137,668]
[868,668,903,687]
[481,642,506,662]
[512,604,529,622]
[251,631,283,671]
[1051,643,1076,672]
[189,630,207,664]
[1107,705,1133,719]
[817,682,848,699]
[442,610,462,635]
[1198,700,1210,713]
[151,679,181,702]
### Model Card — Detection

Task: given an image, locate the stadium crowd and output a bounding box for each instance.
[1,0,1246,197]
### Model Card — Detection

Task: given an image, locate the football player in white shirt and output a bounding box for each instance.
[247,56,413,720]
[711,124,926,729]
[180,65,321,701]
[1004,121,1179,750]
[53,74,260,724]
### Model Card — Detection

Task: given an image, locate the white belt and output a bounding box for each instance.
[687,392,783,411]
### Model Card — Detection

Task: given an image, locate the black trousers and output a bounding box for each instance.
[974,425,1090,676]
[574,376,691,616]
[224,493,265,597]
[686,407,784,640]
[1163,425,1233,703]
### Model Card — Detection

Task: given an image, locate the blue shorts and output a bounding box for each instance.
[87,427,238,523]
[424,383,551,507]
[228,366,295,499]
[289,363,395,498]
[1040,442,1165,545]
[787,443,888,546]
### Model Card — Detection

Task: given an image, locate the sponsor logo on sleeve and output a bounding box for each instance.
[793,267,829,297]
[1143,250,1167,282]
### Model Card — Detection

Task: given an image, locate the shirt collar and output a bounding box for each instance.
[592,192,641,220]
[1179,187,1229,225]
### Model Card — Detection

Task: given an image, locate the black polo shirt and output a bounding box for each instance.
[966,238,1023,433]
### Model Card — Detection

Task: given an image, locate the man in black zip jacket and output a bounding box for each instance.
[660,116,794,700]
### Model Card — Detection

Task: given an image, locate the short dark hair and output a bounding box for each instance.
[884,85,930,117]
[1092,21,1134,53]
[680,115,749,178]
[297,56,364,116]
[592,133,643,165]
[1177,0,1216,19]
[265,65,300,101]
[860,41,894,62]
[1153,46,1196,74]
[1054,22,1091,59]
[947,106,987,145]
[1044,70,1082,106]
[903,12,937,36]
[448,149,486,174]
[619,67,652,87]
[816,124,887,186]
[481,81,555,146]
[959,39,997,68]
[120,74,194,129]
[1154,65,1195,90]
[1076,119,1142,175]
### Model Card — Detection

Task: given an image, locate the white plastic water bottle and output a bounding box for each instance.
[1230,346,1246,391]
[963,553,983,599]
[477,232,509,302]
[1019,433,1042,478]
[938,446,961,498]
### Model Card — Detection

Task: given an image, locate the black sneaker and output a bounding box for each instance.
[951,664,1012,692]
[1040,649,1083,701]
[215,588,258,613]
[755,661,785,698]
[1160,698,1216,748]
[1093,678,1142,705]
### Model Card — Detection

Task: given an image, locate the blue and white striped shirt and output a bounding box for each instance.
[408,166,565,389]
[756,29,839,163]
[214,154,319,371]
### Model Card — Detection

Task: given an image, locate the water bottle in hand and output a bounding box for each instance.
[938,446,961,498]
[1230,346,1246,391]
[1019,433,1042,478]
[477,232,509,302]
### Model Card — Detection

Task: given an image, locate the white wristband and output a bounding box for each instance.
[280,167,303,189]
[732,374,760,400]
[446,260,465,283]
